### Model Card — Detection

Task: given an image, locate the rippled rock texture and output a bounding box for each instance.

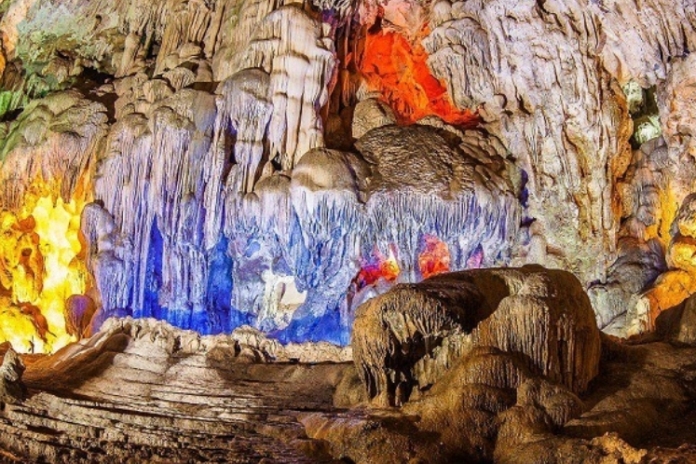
[0,311,694,463]
[353,266,601,406]
[0,318,356,463]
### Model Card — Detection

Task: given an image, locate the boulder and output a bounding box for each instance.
[352,277,489,406]
[352,97,397,139]
[352,266,601,406]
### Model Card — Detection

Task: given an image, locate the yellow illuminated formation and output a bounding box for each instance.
[0,190,87,353]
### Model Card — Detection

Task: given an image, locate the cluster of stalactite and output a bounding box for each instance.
[0,0,692,348]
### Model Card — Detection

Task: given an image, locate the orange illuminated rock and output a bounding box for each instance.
[418,235,450,279]
[358,28,478,127]
[631,194,696,334]
[17,302,50,342]
[669,236,696,273]
[634,270,696,333]
[355,248,400,290]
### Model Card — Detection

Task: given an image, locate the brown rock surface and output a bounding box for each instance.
[299,268,696,463]
[672,294,696,345]
[0,312,694,463]
[307,332,696,464]
[0,318,353,463]
[0,348,25,404]
[352,266,601,407]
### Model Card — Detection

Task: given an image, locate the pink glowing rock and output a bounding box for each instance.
[64,294,97,340]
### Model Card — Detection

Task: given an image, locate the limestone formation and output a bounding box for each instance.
[659,53,696,165]
[0,0,520,347]
[0,318,350,463]
[351,97,397,139]
[0,0,691,349]
[217,123,519,344]
[589,137,671,333]
[64,295,97,340]
[0,305,694,462]
[352,279,485,406]
[0,348,25,404]
[0,90,107,210]
[1,0,696,460]
[626,193,696,335]
[303,335,696,464]
[425,0,695,289]
[353,267,601,407]
[300,286,696,463]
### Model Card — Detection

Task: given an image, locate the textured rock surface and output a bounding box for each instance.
[425,0,622,284]
[1,0,696,460]
[214,123,519,344]
[626,193,696,335]
[353,266,601,406]
[425,0,695,286]
[0,315,695,463]
[0,347,25,404]
[63,294,97,340]
[0,13,517,347]
[305,337,696,464]
[565,339,696,451]
[0,0,694,350]
[304,278,696,463]
[0,318,353,463]
[352,278,484,406]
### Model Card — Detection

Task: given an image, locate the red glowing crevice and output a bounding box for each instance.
[418,235,450,279]
[355,247,400,290]
[358,27,479,127]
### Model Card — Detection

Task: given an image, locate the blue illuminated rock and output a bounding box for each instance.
[80,92,520,344]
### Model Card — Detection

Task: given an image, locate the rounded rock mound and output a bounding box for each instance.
[352,265,601,406]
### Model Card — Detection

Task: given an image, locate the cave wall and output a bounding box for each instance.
[0,0,694,349]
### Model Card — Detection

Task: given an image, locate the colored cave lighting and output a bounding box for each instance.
[355,248,401,290]
[0,194,85,353]
[359,27,479,126]
[418,235,451,279]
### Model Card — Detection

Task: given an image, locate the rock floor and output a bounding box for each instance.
[0,344,350,463]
